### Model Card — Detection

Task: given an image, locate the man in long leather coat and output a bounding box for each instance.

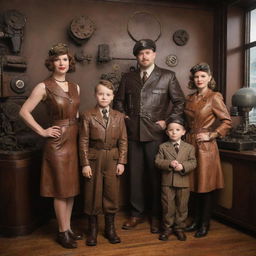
[113,39,185,233]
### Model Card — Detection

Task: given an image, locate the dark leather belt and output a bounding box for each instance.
[90,144,117,150]
[52,118,78,126]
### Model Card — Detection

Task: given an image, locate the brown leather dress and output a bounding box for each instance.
[40,77,80,198]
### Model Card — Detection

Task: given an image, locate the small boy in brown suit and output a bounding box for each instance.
[79,80,127,246]
[155,121,196,241]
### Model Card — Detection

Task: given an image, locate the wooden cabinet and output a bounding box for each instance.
[215,149,256,234]
[0,150,50,237]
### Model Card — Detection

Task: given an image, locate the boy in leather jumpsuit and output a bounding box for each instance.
[80,80,127,246]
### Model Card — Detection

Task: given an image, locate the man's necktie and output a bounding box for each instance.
[174,143,179,154]
[102,109,108,125]
[142,71,148,84]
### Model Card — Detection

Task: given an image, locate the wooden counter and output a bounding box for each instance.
[215,149,256,234]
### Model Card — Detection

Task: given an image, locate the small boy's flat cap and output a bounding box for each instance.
[169,119,185,127]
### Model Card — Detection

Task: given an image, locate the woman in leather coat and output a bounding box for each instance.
[184,63,232,237]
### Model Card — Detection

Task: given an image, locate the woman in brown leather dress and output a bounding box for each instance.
[184,63,232,238]
[19,43,81,248]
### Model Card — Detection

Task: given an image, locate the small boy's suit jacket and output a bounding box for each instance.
[155,140,196,188]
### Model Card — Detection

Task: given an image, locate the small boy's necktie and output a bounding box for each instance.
[174,143,179,154]
[102,109,108,124]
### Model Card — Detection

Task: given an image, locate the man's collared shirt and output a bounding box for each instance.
[140,64,155,80]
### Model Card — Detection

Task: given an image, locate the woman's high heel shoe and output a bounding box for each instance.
[56,230,77,249]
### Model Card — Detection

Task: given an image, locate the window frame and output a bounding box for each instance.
[245,6,256,124]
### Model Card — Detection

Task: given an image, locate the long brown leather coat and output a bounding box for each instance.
[184,90,232,193]
[114,65,185,141]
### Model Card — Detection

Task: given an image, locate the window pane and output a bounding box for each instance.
[249,47,256,124]
[250,107,256,124]
[249,47,256,88]
[250,9,256,42]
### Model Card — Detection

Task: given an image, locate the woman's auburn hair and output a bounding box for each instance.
[188,62,216,90]
[45,53,76,72]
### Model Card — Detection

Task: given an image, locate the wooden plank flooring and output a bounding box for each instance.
[0,213,256,256]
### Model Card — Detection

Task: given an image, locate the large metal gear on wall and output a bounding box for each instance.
[68,15,95,45]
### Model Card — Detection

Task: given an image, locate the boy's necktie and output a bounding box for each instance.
[174,143,179,154]
[102,109,108,125]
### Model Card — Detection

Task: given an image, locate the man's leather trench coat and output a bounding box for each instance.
[114,66,185,141]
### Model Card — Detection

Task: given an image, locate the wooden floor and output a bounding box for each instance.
[0,213,256,256]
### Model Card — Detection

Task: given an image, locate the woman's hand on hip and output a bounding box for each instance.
[196,132,210,142]
[41,126,61,138]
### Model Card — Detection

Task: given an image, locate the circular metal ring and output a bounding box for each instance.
[166,54,178,67]
[127,11,161,42]
[10,77,26,94]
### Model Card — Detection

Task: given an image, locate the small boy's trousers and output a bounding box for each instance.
[161,186,190,231]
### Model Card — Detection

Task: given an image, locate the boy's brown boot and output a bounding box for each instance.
[104,213,121,244]
[86,215,98,246]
